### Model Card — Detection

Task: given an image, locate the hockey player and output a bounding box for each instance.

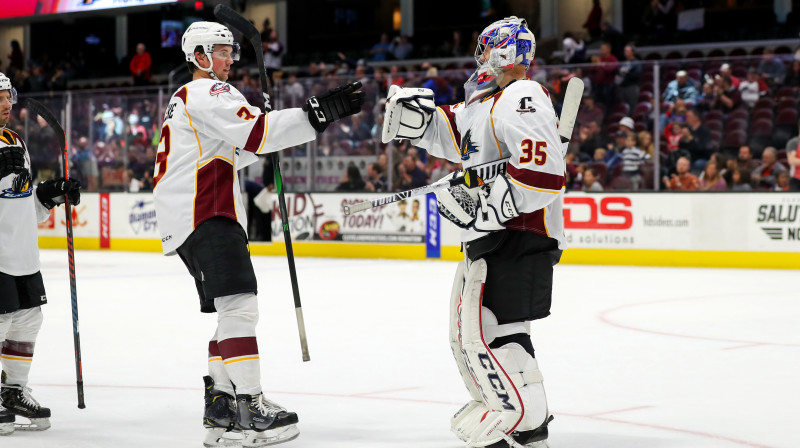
[153,22,363,447]
[382,17,564,448]
[0,72,81,435]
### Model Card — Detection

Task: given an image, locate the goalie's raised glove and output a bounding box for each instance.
[303,81,365,133]
[381,85,436,144]
[36,178,81,209]
[0,145,26,179]
[436,173,519,232]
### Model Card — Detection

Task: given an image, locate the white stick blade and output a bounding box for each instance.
[558,77,585,142]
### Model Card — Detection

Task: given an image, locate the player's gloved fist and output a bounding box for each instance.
[0,145,26,179]
[36,177,81,209]
[303,81,365,133]
[472,175,519,232]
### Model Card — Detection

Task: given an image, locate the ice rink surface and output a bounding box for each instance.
[3,249,798,448]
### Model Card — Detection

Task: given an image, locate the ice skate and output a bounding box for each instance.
[0,406,14,436]
[203,376,240,447]
[485,415,553,448]
[235,393,298,432]
[0,385,50,431]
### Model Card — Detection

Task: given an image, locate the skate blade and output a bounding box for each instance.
[243,424,299,447]
[204,427,243,447]
[14,417,50,431]
[0,422,13,436]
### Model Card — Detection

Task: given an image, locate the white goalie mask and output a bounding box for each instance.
[182,21,241,77]
[0,72,18,105]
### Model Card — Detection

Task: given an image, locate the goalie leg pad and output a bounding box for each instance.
[455,259,549,447]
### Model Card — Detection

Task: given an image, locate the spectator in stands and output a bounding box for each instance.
[774,171,790,191]
[346,113,372,146]
[719,63,739,89]
[784,59,800,88]
[397,155,427,189]
[664,120,684,154]
[604,131,626,171]
[710,75,741,113]
[619,116,635,133]
[739,67,768,108]
[7,40,23,74]
[392,35,413,60]
[660,97,687,130]
[423,67,453,105]
[642,0,675,42]
[364,161,388,192]
[679,108,712,171]
[335,164,367,191]
[129,43,151,86]
[616,44,641,113]
[593,147,607,163]
[751,147,787,190]
[638,130,655,158]
[582,0,603,42]
[695,78,716,113]
[788,138,800,191]
[698,160,727,191]
[389,65,406,86]
[663,156,699,191]
[284,73,305,108]
[562,32,586,64]
[663,70,698,106]
[579,121,605,157]
[263,31,284,85]
[600,22,625,59]
[737,145,760,172]
[731,167,752,191]
[583,166,603,191]
[371,33,393,62]
[621,132,650,189]
[593,42,619,110]
[577,95,603,127]
[757,48,786,87]
[73,136,98,192]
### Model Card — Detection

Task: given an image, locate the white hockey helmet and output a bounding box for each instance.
[182,21,240,73]
[474,16,536,71]
[0,72,18,104]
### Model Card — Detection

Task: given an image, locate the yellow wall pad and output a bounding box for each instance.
[39,237,799,270]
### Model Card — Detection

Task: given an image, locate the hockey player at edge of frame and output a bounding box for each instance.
[152,22,364,448]
[382,17,566,448]
[0,72,82,436]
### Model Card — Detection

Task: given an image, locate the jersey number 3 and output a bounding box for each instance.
[520,139,547,166]
[153,125,171,189]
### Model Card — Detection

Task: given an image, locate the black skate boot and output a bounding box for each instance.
[0,406,14,436]
[486,415,553,448]
[202,376,240,448]
[0,384,51,431]
[235,393,298,432]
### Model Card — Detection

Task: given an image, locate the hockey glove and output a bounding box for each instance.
[303,81,365,133]
[0,145,26,179]
[381,85,435,144]
[435,171,480,228]
[36,178,81,209]
[472,174,519,232]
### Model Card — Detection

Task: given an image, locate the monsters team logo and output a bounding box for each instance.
[459,130,479,161]
[210,83,231,96]
[516,96,535,113]
[0,187,32,199]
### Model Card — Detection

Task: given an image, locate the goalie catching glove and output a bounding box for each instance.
[381,85,436,143]
[435,171,519,232]
[303,81,366,133]
[36,178,81,209]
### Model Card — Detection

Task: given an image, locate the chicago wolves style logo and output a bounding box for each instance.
[210,83,231,96]
[459,130,479,161]
[516,96,536,113]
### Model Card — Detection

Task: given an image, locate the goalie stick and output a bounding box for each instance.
[213,4,310,362]
[25,99,86,409]
[344,77,584,215]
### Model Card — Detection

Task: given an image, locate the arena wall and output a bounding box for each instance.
[37,192,800,269]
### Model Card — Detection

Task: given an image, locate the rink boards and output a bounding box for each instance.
[37,191,800,269]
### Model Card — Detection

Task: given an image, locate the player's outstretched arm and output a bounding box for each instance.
[303,81,365,133]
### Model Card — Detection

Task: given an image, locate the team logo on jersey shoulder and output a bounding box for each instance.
[0,187,33,199]
[459,130,479,161]
[516,97,536,113]
[210,83,231,96]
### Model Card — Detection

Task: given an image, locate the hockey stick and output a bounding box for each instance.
[343,158,508,215]
[25,99,86,409]
[214,4,310,362]
[346,78,584,215]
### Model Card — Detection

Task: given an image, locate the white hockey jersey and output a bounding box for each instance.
[153,78,317,255]
[418,79,567,248]
[0,128,52,276]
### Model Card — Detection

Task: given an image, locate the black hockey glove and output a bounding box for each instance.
[303,81,366,133]
[0,145,26,179]
[36,178,81,209]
